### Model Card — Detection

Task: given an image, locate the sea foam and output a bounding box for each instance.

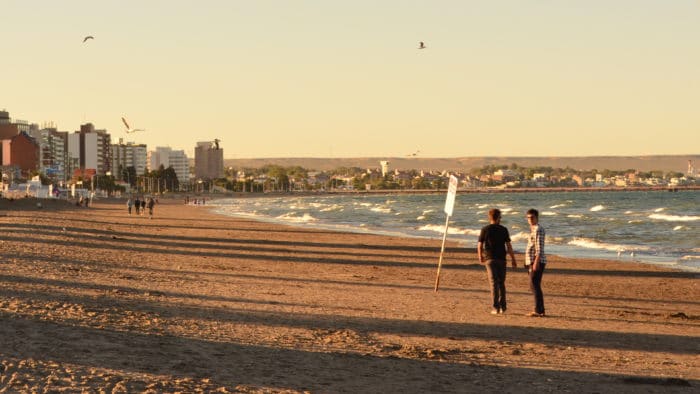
[275,212,317,223]
[568,237,650,252]
[510,231,530,242]
[648,214,699,222]
[417,224,481,236]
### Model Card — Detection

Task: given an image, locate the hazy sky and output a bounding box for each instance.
[3,1,699,158]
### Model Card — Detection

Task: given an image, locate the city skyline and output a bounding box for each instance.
[3,1,699,158]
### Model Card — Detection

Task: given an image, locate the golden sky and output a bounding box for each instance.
[3,1,699,157]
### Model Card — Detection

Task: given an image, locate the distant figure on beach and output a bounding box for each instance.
[477,208,517,315]
[127,198,133,215]
[140,198,146,214]
[525,209,546,317]
[134,197,141,215]
[147,197,155,219]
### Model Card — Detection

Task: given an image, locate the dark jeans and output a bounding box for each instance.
[528,264,546,314]
[485,259,507,311]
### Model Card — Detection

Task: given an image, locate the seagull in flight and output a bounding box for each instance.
[407,150,420,157]
[83,35,94,43]
[418,41,426,49]
[121,117,145,133]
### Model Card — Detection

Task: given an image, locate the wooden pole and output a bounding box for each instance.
[434,214,451,292]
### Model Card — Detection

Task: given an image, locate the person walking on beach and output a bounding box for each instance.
[134,197,141,215]
[478,208,517,314]
[147,197,155,219]
[140,198,146,215]
[127,198,133,215]
[525,209,546,317]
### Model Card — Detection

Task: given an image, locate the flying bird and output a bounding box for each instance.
[83,35,94,43]
[407,150,420,157]
[418,41,426,49]
[121,117,145,133]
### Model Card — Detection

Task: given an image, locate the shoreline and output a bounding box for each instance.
[200,194,700,274]
[0,198,698,392]
[7,194,699,273]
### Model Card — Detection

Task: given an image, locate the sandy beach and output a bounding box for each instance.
[0,197,697,393]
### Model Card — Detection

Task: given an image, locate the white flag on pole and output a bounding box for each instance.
[444,175,458,216]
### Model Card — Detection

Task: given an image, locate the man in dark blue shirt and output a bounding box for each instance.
[478,208,517,314]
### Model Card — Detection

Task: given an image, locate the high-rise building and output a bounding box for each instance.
[67,123,112,177]
[111,138,148,180]
[29,126,70,182]
[194,141,223,179]
[148,146,190,185]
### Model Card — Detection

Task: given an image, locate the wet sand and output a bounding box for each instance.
[0,198,698,393]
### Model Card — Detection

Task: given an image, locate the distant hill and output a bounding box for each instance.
[223,155,699,173]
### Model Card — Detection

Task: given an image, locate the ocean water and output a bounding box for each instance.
[209,190,700,272]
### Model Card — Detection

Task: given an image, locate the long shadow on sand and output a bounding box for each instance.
[3,226,695,280]
[2,223,467,254]
[0,276,696,356]
[0,309,696,392]
[10,213,355,236]
[0,232,466,270]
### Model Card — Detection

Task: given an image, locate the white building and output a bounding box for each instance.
[380,161,390,177]
[148,146,190,184]
[67,123,111,176]
[111,139,147,179]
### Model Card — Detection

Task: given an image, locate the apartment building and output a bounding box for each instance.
[194,141,223,179]
[111,139,148,180]
[148,146,190,184]
[67,123,112,177]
